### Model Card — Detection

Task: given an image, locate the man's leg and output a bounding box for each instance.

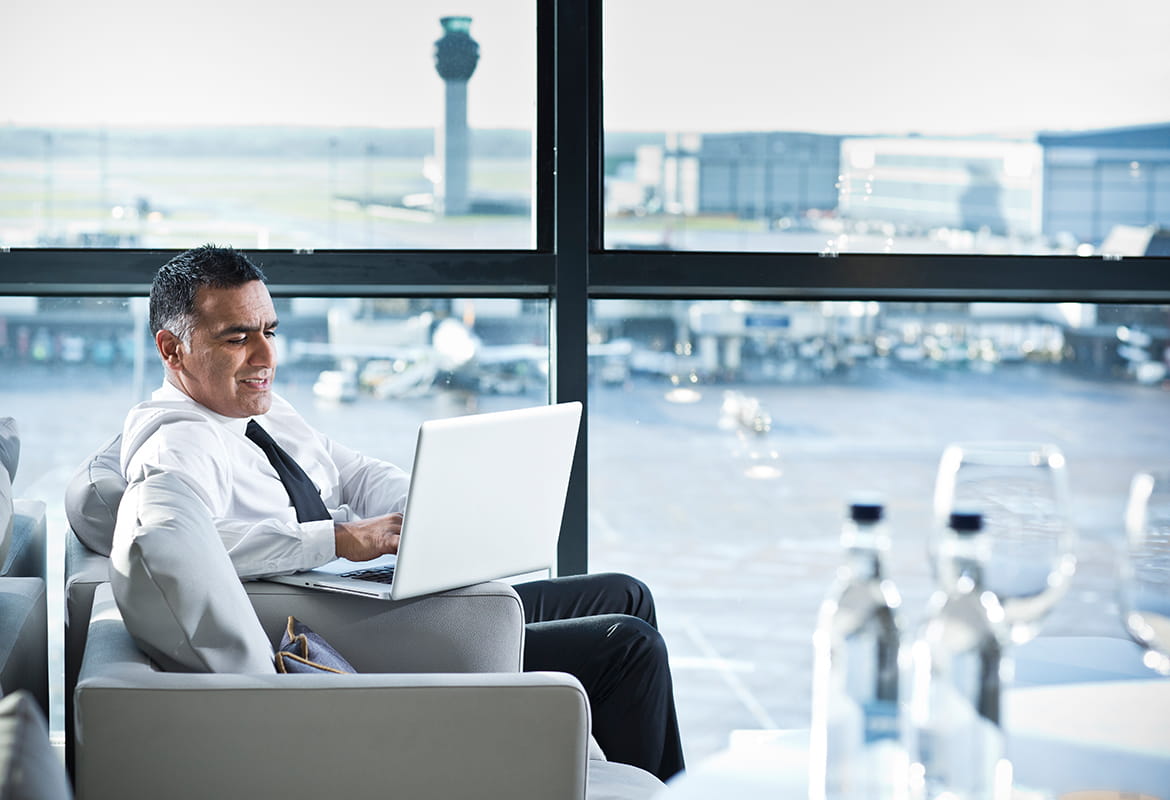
[515,572,657,628]
[515,574,685,782]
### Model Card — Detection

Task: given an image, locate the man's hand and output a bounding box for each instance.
[334,513,403,561]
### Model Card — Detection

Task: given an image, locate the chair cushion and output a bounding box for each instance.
[109,469,275,674]
[65,434,126,557]
[0,418,17,484]
[0,690,73,800]
[0,467,12,579]
[0,418,17,576]
[274,616,356,674]
[586,760,666,800]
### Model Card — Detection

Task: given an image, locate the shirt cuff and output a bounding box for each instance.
[300,518,338,565]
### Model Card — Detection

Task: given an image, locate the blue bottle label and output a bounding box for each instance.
[863,699,899,743]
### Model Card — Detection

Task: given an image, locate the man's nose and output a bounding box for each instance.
[249,334,276,366]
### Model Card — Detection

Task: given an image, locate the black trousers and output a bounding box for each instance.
[513,573,685,782]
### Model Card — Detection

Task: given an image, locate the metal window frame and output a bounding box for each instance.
[1,0,1169,576]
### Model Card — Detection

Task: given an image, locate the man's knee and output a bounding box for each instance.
[602,614,668,671]
[592,572,657,626]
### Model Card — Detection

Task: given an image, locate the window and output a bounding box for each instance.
[588,298,1170,760]
[0,293,549,736]
[3,0,1167,765]
[602,0,1170,255]
[0,1,536,249]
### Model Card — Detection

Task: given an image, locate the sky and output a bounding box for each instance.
[3,0,1169,136]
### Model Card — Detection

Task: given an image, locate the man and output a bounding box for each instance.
[120,244,685,781]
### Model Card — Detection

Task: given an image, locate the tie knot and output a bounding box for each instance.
[246,419,274,447]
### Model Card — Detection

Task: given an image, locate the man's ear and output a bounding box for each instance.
[156,329,184,369]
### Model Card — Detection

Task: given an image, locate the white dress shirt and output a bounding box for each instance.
[121,381,411,578]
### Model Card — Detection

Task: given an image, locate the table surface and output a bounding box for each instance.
[656,636,1170,800]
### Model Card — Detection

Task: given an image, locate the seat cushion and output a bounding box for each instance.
[586,760,666,800]
[0,690,73,800]
[109,469,275,674]
[65,433,126,557]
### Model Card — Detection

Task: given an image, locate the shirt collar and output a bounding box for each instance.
[152,380,252,436]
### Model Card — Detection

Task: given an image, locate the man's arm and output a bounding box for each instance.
[122,415,335,578]
[327,436,411,519]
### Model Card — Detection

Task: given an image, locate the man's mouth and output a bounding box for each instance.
[241,377,270,390]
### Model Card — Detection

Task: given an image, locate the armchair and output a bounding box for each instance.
[77,584,613,800]
[65,438,664,799]
[0,417,49,716]
[1,416,47,582]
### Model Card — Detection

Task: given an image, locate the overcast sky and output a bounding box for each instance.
[3,0,1168,136]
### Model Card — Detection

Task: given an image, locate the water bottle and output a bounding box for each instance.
[905,510,1011,800]
[809,496,906,800]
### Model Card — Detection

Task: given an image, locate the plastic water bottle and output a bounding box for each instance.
[905,510,1011,800]
[809,496,906,800]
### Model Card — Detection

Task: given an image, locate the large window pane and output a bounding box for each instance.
[603,1,1170,256]
[0,293,549,737]
[588,298,1170,760]
[1,1,535,249]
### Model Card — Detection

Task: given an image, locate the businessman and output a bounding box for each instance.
[120,244,685,781]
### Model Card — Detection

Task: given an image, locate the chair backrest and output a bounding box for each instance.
[0,577,49,719]
[64,433,125,557]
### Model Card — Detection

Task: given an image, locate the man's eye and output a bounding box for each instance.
[264,330,277,339]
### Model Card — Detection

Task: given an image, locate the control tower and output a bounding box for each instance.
[433,16,479,216]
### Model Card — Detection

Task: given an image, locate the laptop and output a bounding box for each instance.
[265,401,582,600]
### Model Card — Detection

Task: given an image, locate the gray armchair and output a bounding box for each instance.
[0,417,49,716]
[66,437,665,800]
[76,584,634,800]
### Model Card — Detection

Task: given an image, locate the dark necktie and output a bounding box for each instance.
[245,420,331,523]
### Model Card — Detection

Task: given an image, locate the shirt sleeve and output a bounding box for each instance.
[123,415,336,579]
[327,434,411,520]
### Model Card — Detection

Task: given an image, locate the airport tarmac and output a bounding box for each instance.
[4,358,1168,762]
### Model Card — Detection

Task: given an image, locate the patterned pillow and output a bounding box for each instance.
[275,616,356,674]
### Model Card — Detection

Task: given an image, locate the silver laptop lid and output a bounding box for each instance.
[389,401,581,599]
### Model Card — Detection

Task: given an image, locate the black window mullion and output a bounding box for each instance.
[550,0,598,576]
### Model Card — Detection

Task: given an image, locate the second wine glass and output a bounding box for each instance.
[933,441,1078,645]
[1121,468,1170,675]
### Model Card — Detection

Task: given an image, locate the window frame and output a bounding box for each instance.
[1,0,1169,575]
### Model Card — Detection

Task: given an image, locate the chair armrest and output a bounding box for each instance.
[1,499,46,580]
[0,577,48,718]
[76,587,589,800]
[244,579,526,673]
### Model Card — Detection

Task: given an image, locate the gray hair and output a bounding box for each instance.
[150,244,267,344]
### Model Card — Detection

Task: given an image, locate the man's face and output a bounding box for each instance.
[162,280,279,418]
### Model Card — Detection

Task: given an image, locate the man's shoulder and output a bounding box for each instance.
[122,398,231,459]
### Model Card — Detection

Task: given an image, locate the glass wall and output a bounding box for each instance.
[588,298,1170,760]
[0,293,550,735]
[602,0,1170,256]
[0,1,536,249]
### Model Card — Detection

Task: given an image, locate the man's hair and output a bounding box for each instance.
[150,244,267,342]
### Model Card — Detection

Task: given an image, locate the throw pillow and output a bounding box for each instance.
[65,433,126,556]
[109,468,275,674]
[275,616,356,674]
[0,467,12,579]
[0,690,74,800]
[0,417,17,484]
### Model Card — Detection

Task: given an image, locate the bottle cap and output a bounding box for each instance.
[849,495,884,523]
[949,510,983,533]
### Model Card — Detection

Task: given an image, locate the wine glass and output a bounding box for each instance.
[933,441,1078,645]
[1121,469,1170,675]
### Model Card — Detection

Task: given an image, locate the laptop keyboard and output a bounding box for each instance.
[339,565,396,584]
